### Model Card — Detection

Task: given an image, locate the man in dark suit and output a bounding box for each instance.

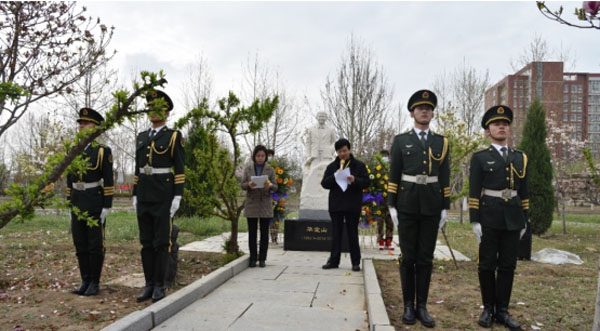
[321,138,370,271]
[387,90,450,328]
[469,105,528,330]
[132,90,185,303]
[67,108,114,296]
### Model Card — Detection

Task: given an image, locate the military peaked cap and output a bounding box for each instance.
[146,90,174,111]
[77,107,104,125]
[407,89,437,112]
[481,105,513,129]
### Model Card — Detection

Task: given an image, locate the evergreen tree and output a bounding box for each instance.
[177,118,216,217]
[517,98,555,235]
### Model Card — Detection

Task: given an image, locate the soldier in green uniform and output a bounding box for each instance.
[469,105,528,331]
[132,90,185,303]
[67,108,114,296]
[387,90,450,328]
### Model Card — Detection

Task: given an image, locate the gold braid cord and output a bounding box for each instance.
[510,153,527,189]
[428,137,448,174]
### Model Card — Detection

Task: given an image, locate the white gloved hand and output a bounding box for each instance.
[132,196,137,210]
[388,207,398,228]
[520,223,527,239]
[170,196,182,218]
[439,209,448,230]
[472,222,482,244]
[100,208,109,225]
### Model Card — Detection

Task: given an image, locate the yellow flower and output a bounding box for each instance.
[383,192,387,197]
[376,173,381,178]
[376,210,382,216]
[367,168,371,173]
[384,184,388,189]
[384,175,389,180]
[376,165,382,171]
[380,180,384,185]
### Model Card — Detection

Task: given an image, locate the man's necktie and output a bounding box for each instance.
[419,131,427,148]
[150,129,156,138]
[501,147,508,163]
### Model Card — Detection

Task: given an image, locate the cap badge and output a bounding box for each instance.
[498,107,505,114]
[422,91,429,99]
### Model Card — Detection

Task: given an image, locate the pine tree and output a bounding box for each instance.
[517,98,555,235]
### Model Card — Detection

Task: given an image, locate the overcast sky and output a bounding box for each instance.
[82,1,600,124]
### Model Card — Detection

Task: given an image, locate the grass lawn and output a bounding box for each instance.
[374,218,600,330]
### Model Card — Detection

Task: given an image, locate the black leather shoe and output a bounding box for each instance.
[478,308,494,327]
[249,261,257,268]
[416,306,435,328]
[322,263,338,269]
[402,304,416,325]
[259,261,266,268]
[495,311,521,330]
[83,282,99,296]
[136,286,153,302]
[71,281,90,295]
[352,265,360,271]
[152,287,165,303]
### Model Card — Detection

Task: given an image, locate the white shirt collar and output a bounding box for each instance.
[413,127,430,138]
[491,143,509,156]
[150,125,166,135]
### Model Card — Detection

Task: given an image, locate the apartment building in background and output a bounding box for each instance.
[484,61,600,159]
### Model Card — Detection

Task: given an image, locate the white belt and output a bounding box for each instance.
[72,181,101,191]
[483,188,518,199]
[140,166,171,175]
[401,174,438,185]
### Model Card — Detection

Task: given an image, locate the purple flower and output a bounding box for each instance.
[583,1,600,16]
[362,193,374,203]
[271,192,280,201]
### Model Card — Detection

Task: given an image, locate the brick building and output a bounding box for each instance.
[484,61,600,159]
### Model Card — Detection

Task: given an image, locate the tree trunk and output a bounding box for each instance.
[228,218,239,254]
[594,256,600,331]
[561,196,567,235]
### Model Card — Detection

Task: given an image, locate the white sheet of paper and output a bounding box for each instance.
[250,175,269,189]
[334,168,351,192]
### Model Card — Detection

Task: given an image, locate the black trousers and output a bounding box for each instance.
[478,226,520,311]
[398,212,439,267]
[137,200,173,287]
[247,218,270,262]
[71,211,105,283]
[328,211,361,266]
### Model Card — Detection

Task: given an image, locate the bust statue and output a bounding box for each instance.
[299,112,336,219]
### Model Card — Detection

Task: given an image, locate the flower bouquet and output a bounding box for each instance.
[359,155,390,228]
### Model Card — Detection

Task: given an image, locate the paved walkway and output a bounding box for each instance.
[156,247,368,331]
[153,231,469,331]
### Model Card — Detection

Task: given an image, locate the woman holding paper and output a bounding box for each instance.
[241,145,278,267]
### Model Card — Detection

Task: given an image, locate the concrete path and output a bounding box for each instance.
[156,247,369,331]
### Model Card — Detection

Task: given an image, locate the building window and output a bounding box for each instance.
[563,104,569,112]
[578,114,583,122]
[578,85,583,93]
[563,113,568,121]
[564,95,569,103]
[571,114,577,121]
[590,80,600,94]
[591,95,600,104]
[563,85,569,93]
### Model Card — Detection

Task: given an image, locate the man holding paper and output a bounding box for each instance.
[387,90,450,328]
[321,138,369,271]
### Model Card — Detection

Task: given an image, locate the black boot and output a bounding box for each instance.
[415,264,435,328]
[84,254,103,296]
[496,269,521,330]
[399,261,416,325]
[137,248,155,302]
[72,254,90,295]
[478,270,496,328]
[152,249,168,302]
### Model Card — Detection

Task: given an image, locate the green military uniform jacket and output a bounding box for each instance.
[133,127,185,203]
[387,129,450,216]
[468,146,529,231]
[67,143,114,214]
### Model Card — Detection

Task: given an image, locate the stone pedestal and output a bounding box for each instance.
[283,219,348,252]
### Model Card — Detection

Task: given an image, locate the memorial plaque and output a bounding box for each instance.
[283,219,349,252]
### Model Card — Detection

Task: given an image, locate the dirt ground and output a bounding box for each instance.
[374,258,596,330]
[0,235,223,331]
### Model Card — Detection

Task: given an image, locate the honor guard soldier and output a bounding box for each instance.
[387,90,450,328]
[132,90,185,303]
[469,105,528,330]
[67,108,114,296]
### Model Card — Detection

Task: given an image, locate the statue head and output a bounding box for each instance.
[316,112,327,126]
